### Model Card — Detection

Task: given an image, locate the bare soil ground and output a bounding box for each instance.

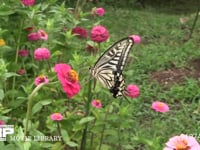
[151,59,200,87]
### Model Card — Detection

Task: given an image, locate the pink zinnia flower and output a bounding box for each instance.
[0,120,5,125]
[21,0,35,6]
[96,7,105,16]
[151,101,169,113]
[164,134,200,150]
[34,48,50,61]
[90,25,109,43]
[91,99,102,108]
[27,32,40,41]
[18,49,29,57]
[34,75,49,86]
[50,113,63,121]
[72,27,88,38]
[129,35,141,44]
[38,29,48,40]
[125,84,140,98]
[17,69,26,75]
[54,64,81,98]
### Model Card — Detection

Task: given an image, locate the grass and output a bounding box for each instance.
[1,1,200,149]
[88,2,200,149]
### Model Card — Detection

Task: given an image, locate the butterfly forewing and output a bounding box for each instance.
[90,37,134,98]
[94,38,134,73]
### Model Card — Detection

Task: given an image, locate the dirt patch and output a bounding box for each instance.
[151,59,200,87]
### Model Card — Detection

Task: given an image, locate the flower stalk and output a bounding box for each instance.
[24,83,46,140]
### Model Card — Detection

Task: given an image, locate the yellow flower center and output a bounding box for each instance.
[95,100,101,105]
[41,31,46,37]
[67,69,79,82]
[39,75,46,82]
[175,138,190,150]
[157,102,165,109]
[0,39,6,46]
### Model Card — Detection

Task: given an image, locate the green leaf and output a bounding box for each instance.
[32,100,52,115]
[51,142,64,150]
[40,100,52,105]
[23,142,31,150]
[0,89,4,100]
[66,141,78,147]
[79,116,95,124]
[0,5,16,16]
[32,102,42,115]
[5,72,19,78]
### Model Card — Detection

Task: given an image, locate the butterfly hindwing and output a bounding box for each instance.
[89,37,134,98]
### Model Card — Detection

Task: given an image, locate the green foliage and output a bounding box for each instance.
[0,0,200,150]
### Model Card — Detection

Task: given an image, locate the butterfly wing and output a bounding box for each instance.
[90,37,134,97]
[94,38,134,72]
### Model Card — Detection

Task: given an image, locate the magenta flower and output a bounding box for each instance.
[34,75,49,86]
[38,29,48,40]
[125,84,140,98]
[129,35,141,44]
[21,0,35,6]
[164,134,200,150]
[27,32,40,41]
[17,69,26,75]
[18,49,29,57]
[96,7,105,16]
[34,48,50,61]
[72,27,88,38]
[50,113,63,121]
[90,25,109,43]
[54,64,81,98]
[151,101,169,113]
[0,120,5,125]
[91,99,102,108]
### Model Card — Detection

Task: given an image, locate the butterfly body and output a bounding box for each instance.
[89,37,134,98]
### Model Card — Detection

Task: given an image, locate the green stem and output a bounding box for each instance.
[24,83,46,140]
[80,76,92,150]
[12,19,24,101]
[74,0,81,20]
[188,1,200,40]
[47,60,52,72]
[57,122,65,145]
[98,105,110,150]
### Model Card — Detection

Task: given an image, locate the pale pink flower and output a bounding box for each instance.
[91,100,102,108]
[90,25,109,43]
[125,84,140,98]
[54,64,81,98]
[34,75,49,86]
[0,120,5,125]
[34,48,50,61]
[129,35,141,44]
[21,0,35,6]
[28,32,40,41]
[96,7,105,16]
[18,49,29,57]
[72,27,88,38]
[164,134,200,150]
[50,113,63,121]
[151,101,169,113]
[38,29,48,40]
[17,69,26,75]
